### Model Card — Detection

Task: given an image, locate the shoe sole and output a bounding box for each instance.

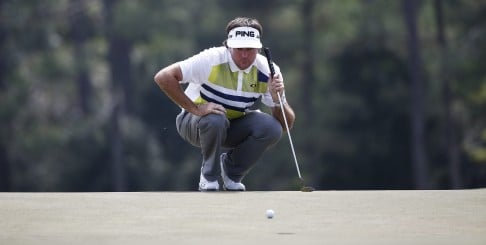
[199,188,219,192]
[199,184,219,192]
[222,186,245,191]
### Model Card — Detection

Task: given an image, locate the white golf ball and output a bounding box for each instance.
[266,209,275,219]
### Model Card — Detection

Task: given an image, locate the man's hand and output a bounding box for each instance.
[269,73,284,103]
[195,102,226,116]
[154,64,226,117]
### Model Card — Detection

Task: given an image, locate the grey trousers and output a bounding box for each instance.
[176,110,282,182]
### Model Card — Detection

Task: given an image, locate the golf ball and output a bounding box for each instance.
[266,209,275,219]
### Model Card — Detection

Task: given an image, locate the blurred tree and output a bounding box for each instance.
[433,0,462,188]
[452,1,486,187]
[402,0,431,189]
[0,0,12,190]
[327,43,411,189]
[300,0,316,124]
[68,0,95,115]
[1,0,71,191]
[103,0,129,191]
[1,0,485,191]
[103,0,134,113]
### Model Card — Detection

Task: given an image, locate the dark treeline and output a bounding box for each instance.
[1,0,485,191]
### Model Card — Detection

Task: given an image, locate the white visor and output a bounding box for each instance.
[227,26,262,48]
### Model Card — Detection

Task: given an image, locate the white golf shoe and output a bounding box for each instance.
[198,174,219,191]
[220,153,246,191]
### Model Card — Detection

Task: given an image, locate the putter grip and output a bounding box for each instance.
[263,47,275,77]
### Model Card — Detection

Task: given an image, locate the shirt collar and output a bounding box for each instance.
[227,49,255,74]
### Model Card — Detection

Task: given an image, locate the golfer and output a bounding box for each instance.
[154,17,295,191]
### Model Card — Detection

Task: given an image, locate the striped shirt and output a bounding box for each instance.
[179,47,281,119]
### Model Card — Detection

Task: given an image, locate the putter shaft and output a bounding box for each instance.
[276,92,302,180]
[264,47,313,192]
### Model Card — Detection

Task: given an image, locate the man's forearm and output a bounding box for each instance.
[154,65,199,115]
[271,103,295,131]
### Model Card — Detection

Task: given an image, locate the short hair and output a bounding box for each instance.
[223,17,263,47]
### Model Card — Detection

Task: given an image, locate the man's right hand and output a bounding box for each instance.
[194,102,227,116]
[154,64,226,117]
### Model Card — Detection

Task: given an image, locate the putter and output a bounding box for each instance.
[263,47,315,192]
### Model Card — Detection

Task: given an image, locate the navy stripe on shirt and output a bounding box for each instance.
[200,93,246,112]
[201,84,258,103]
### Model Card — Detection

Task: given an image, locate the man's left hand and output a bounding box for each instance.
[269,73,284,101]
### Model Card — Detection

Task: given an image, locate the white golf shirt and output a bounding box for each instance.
[179,47,281,119]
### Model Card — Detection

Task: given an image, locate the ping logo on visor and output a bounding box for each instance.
[227,26,262,49]
[235,30,256,37]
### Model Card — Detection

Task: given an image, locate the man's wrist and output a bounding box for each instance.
[273,99,287,107]
[272,93,286,107]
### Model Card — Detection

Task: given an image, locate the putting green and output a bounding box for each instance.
[1,190,485,244]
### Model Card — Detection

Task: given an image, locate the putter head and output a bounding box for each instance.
[301,186,315,192]
[299,178,315,192]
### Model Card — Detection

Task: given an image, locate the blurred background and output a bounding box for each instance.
[1,0,485,191]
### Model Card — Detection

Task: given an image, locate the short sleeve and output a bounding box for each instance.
[179,48,216,84]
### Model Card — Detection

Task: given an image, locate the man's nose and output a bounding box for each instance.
[241,50,249,57]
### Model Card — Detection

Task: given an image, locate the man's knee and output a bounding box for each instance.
[255,114,283,143]
[266,120,283,142]
[198,114,229,132]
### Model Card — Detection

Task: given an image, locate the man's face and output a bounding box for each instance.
[229,48,258,70]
